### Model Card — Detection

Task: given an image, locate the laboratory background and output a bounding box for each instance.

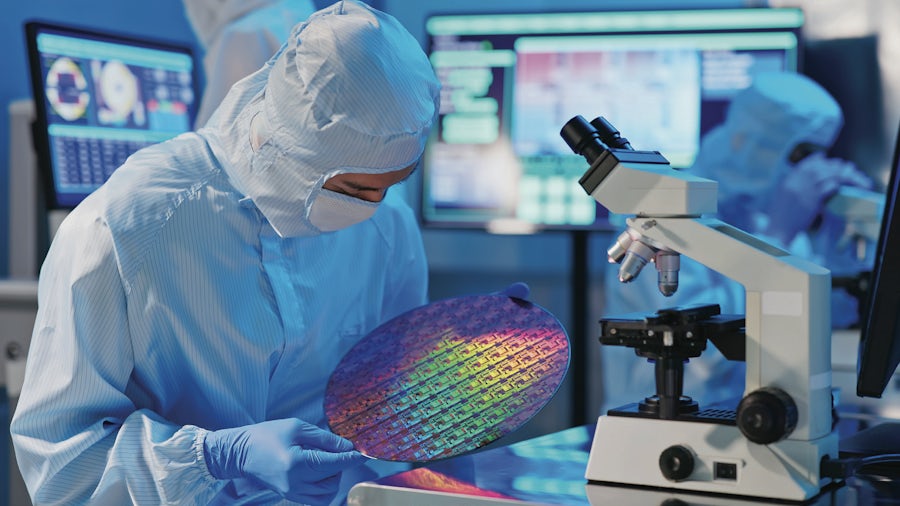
[2,0,900,505]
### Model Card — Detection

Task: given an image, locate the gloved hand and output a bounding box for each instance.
[496,281,530,301]
[765,153,872,246]
[203,418,366,505]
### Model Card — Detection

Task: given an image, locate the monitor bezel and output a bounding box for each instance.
[856,120,900,398]
[24,20,197,210]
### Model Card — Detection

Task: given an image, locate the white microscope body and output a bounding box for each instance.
[562,116,837,501]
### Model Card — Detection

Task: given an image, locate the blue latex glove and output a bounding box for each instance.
[766,153,872,246]
[203,418,366,505]
[498,282,530,301]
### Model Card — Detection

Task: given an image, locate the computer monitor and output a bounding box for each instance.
[25,21,197,209]
[421,7,804,232]
[856,120,900,398]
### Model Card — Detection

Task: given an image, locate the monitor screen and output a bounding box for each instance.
[421,7,804,232]
[857,121,900,398]
[25,21,197,209]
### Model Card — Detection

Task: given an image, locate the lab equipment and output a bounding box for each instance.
[420,7,803,233]
[598,71,880,415]
[828,186,885,328]
[825,185,886,260]
[24,22,198,209]
[325,293,569,462]
[561,115,836,501]
[346,423,878,504]
[598,304,745,420]
[7,99,46,278]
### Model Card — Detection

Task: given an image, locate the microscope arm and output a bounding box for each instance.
[578,147,832,442]
[624,216,833,442]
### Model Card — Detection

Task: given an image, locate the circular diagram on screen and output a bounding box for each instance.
[324,294,570,462]
[98,60,139,124]
[45,57,90,121]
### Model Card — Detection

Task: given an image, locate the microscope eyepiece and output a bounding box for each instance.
[590,117,633,151]
[560,115,608,165]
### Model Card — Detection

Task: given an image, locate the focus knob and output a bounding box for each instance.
[737,387,798,444]
[659,445,694,482]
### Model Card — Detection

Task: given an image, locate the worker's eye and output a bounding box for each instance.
[788,142,826,165]
[351,188,387,203]
[326,186,386,203]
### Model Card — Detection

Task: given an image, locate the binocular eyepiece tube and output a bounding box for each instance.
[560,115,634,164]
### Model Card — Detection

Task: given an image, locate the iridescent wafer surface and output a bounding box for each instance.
[324,294,570,462]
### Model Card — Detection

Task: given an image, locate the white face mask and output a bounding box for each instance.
[308,189,379,232]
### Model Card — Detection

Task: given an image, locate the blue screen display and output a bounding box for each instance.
[421,8,803,232]
[27,22,197,208]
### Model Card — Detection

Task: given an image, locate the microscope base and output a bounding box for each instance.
[585,414,838,501]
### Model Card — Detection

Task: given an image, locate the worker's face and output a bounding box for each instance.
[308,163,417,233]
[322,164,416,202]
[724,130,791,198]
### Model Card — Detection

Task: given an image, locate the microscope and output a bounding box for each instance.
[560,116,838,501]
[827,185,885,316]
[827,185,885,247]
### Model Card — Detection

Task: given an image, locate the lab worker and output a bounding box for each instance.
[183,0,317,127]
[599,71,875,413]
[11,2,440,505]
